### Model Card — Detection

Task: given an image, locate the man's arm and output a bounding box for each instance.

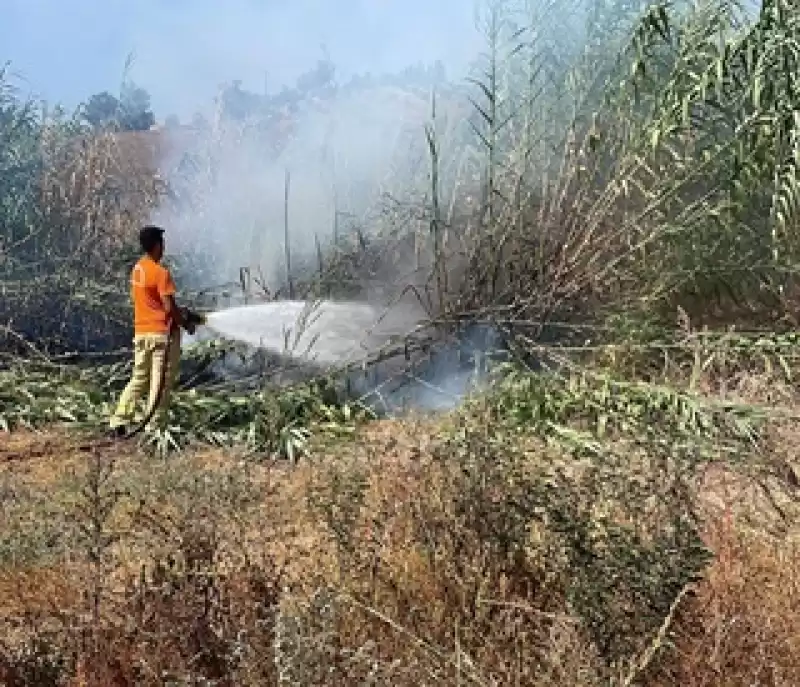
[161,294,188,330]
[158,267,191,332]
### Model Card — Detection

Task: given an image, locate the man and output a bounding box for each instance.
[109,225,194,436]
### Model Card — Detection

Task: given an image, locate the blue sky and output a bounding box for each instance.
[1,0,482,119]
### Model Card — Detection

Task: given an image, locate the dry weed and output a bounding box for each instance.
[652,516,800,686]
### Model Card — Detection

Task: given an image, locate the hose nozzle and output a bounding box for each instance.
[180,308,207,332]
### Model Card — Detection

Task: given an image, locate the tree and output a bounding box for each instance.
[83,91,119,128]
[82,82,155,131]
[118,83,155,131]
[220,80,263,121]
[296,59,336,95]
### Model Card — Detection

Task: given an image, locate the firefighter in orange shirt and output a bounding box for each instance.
[109,226,195,436]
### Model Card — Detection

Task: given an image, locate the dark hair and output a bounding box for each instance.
[139,225,165,253]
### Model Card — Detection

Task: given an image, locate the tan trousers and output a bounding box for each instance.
[110,330,181,430]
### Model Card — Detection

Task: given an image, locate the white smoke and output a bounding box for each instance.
[152,82,468,294]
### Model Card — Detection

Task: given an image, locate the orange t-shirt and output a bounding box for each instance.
[131,256,176,335]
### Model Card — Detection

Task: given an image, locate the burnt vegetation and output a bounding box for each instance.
[1,0,800,684]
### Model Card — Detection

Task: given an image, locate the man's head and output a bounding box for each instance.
[139,225,165,261]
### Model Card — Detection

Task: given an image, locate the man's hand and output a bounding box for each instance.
[162,293,204,335]
[177,306,204,335]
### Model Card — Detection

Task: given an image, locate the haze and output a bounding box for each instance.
[2,0,481,118]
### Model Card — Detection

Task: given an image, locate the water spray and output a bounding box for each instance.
[190,299,504,415]
[199,300,423,366]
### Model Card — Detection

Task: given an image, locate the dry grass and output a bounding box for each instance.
[648,507,800,686]
[0,408,797,686]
